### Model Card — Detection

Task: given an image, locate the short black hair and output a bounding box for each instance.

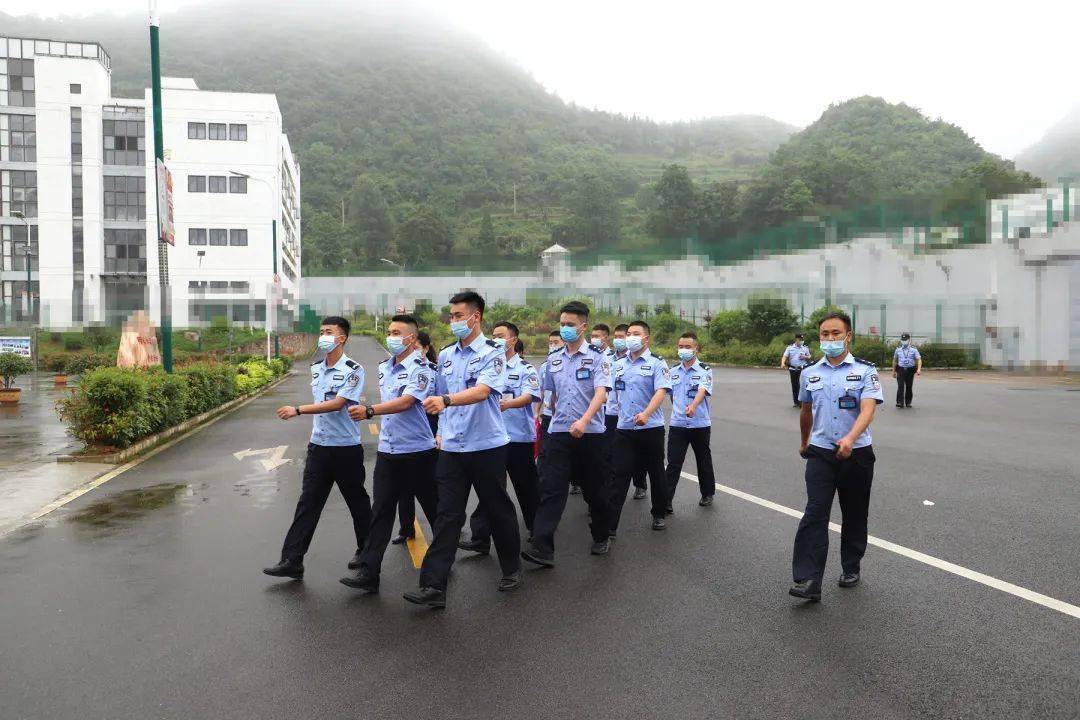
[514,339,524,354]
[548,330,561,339]
[679,331,699,343]
[321,316,350,337]
[900,332,911,340]
[614,323,629,333]
[560,300,590,321]
[592,323,611,336]
[390,314,419,330]
[795,333,804,339]
[628,319,650,335]
[818,311,852,331]
[417,330,432,347]
[493,321,519,337]
[449,291,485,317]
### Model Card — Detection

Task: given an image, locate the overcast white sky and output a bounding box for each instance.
[3,0,1077,157]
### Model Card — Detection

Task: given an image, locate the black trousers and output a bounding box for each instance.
[665,426,715,501]
[896,367,916,406]
[358,450,438,578]
[280,443,370,561]
[792,445,875,582]
[419,446,520,590]
[610,426,668,529]
[788,368,804,405]
[468,442,540,542]
[531,432,612,553]
[396,416,441,537]
[605,414,646,489]
[537,415,551,463]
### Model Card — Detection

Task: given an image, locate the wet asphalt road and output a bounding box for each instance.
[1,337,1078,719]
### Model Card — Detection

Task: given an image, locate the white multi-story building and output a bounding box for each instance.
[0,35,300,330]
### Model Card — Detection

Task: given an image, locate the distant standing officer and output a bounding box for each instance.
[780,333,812,407]
[404,291,522,609]
[609,320,673,532]
[460,324,541,554]
[340,315,439,593]
[789,310,883,602]
[612,323,648,499]
[892,333,922,408]
[522,301,613,566]
[263,316,371,580]
[664,332,716,508]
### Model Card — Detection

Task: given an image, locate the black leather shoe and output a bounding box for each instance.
[905,404,912,408]
[347,550,363,569]
[664,505,674,516]
[520,546,555,568]
[262,558,304,580]
[838,572,860,588]
[569,484,582,495]
[632,488,647,500]
[498,572,523,592]
[340,569,380,593]
[457,538,491,555]
[896,403,903,408]
[608,530,617,540]
[403,587,446,609]
[788,579,822,601]
[391,533,412,545]
[651,517,666,531]
[591,538,611,555]
[699,496,713,507]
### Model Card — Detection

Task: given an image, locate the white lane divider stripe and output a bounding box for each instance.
[681,472,1080,621]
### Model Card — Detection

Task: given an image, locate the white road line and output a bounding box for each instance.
[681,472,1080,621]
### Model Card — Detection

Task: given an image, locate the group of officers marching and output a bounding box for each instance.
[264,291,894,608]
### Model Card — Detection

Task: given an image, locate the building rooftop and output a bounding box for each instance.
[0,35,111,72]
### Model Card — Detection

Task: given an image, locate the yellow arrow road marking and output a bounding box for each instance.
[406,518,429,568]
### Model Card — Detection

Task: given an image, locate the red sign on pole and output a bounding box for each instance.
[156,158,175,246]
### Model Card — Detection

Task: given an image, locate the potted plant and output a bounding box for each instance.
[50,354,69,386]
[0,352,34,405]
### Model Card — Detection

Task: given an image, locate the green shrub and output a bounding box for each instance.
[850,336,889,367]
[59,367,153,448]
[65,352,111,376]
[142,369,191,434]
[915,342,977,367]
[63,336,84,351]
[0,352,34,388]
[41,353,67,373]
[747,297,797,344]
[177,363,237,416]
[235,360,274,394]
[708,309,751,345]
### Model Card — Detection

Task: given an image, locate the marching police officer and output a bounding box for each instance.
[535,331,563,460]
[392,330,441,545]
[609,320,673,532]
[780,333,812,407]
[664,332,716,508]
[612,323,648,499]
[522,301,613,566]
[404,291,522,609]
[340,314,439,593]
[892,332,922,408]
[459,323,541,554]
[789,310,883,602]
[263,316,371,580]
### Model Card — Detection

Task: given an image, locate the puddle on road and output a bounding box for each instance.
[232,475,282,509]
[67,483,189,528]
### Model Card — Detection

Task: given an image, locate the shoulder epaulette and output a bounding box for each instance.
[548,346,562,355]
[344,359,359,369]
[485,339,499,348]
[652,355,664,362]
[852,357,876,368]
[699,362,711,370]
[310,359,320,366]
[428,362,438,370]
[440,341,456,351]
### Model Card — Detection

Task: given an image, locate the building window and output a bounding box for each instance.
[208,123,227,140]
[1,58,35,107]
[228,175,247,194]
[70,110,82,162]
[209,281,229,291]
[0,114,37,162]
[209,229,228,246]
[229,281,250,293]
[229,123,247,141]
[229,229,248,246]
[71,170,83,218]
[73,224,84,272]
[103,175,147,221]
[188,228,207,246]
[187,175,206,193]
[187,122,206,140]
[70,83,81,94]
[208,175,227,193]
[1,169,37,217]
[103,118,146,166]
[103,228,146,274]
[3,224,39,271]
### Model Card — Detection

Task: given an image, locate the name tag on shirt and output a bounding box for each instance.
[576,368,592,381]
[614,379,626,391]
[639,366,652,376]
[686,386,699,399]
[838,394,857,409]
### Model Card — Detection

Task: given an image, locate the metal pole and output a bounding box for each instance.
[272,218,279,358]
[149,1,172,372]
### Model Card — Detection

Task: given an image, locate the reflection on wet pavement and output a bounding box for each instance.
[67,483,189,528]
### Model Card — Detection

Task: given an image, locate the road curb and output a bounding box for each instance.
[56,371,295,465]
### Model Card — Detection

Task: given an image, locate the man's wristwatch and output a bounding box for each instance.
[441,394,453,407]
[365,405,376,420]
[294,406,302,416]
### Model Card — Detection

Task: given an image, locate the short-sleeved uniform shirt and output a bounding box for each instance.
[614,349,672,431]
[544,343,611,434]
[435,334,509,453]
[377,349,437,454]
[310,353,364,446]
[894,345,921,368]
[785,343,812,369]
[798,354,884,450]
[670,359,713,429]
[502,353,540,443]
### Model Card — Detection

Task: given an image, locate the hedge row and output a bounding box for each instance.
[58,358,291,450]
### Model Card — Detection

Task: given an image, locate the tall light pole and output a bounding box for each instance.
[149,0,172,372]
[230,170,279,358]
[380,257,405,317]
[13,210,35,371]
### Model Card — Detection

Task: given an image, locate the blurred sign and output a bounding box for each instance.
[156,158,175,246]
[116,311,161,368]
[868,326,880,336]
[0,337,32,357]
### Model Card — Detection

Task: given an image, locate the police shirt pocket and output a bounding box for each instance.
[805,381,824,392]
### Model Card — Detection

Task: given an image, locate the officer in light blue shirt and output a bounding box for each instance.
[664,331,717,508]
[610,319,673,531]
[340,314,441,593]
[892,332,922,408]
[405,291,522,609]
[585,323,625,501]
[781,333,813,406]
[790,310,884,602]
[263,316,371,582]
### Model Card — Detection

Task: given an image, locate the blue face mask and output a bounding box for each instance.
[450,315,473,340]
[613,338,627,353]
[820,340,846,358]
[677,348,695,362]
[491,337,507,349]
[317,335,338,353]
[386,335,407,356]
[901,340,910,347]
[625,335,644,354]
[559,324,580,343]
